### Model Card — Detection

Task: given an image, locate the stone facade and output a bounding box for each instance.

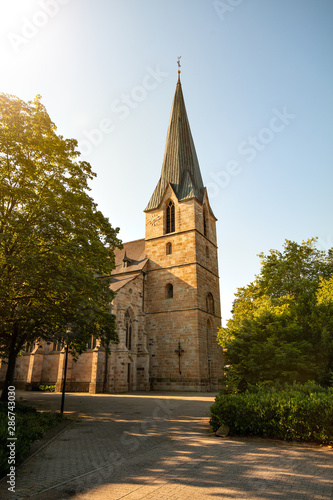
[145,188,223,391]
[0,75,223,393]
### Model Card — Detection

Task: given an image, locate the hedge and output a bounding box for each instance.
[210,382,333,444]
[0,403,63,477]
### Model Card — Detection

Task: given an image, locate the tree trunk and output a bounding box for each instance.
[0,351,17,402]
[0,324,19,402]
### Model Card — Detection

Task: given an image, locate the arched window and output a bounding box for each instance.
[125,310,132,350]
[166,201,175,234]
[166,242,172,255]
[53,342,62,352]
[206,293,214,314]
[166,283,173,299]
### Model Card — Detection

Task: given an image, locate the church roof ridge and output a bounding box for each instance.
[145,77,205,211]
[121,237,145,245]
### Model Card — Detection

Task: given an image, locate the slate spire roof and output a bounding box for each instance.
[145,75,206,211]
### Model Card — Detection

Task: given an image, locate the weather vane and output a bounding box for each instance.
[177,56,182,81]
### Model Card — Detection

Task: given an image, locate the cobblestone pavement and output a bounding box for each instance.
[0,391,332,499]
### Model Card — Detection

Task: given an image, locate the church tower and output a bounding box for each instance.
[0,70,224,394]
[144,70,223,391]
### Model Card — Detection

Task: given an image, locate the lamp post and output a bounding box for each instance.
[60,343,69,414]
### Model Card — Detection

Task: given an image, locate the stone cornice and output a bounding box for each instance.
[147,260,220,279]
[145,306,221,319]
[145,228,218,248]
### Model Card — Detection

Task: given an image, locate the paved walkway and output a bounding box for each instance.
[0,391,332,499]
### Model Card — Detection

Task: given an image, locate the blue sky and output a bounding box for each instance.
[1,0,332,325]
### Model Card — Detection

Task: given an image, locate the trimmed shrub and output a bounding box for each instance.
[210,382,333,444]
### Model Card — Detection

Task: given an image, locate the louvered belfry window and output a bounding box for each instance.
[166,201,175,233]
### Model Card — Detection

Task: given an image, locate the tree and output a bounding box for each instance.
[313,276,333,385]
[0,93,122,400]
[218,239,333,392]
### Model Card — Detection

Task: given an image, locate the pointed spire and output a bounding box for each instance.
[122,250,131,263]
[145,71,205,211]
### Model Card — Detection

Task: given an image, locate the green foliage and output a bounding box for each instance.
[317,275,333,305]
[0,93,122,398]
[0,402,63,477]
[219,239,333,392]
[38,385,55,392]
[210,382,333,444]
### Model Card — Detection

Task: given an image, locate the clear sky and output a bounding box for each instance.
[1,0,332,325]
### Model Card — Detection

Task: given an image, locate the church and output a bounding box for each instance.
[0,70,224,393]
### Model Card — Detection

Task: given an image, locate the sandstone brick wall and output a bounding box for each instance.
[109,272,149,392]
[41,351,59,384]
[145,190,223,391]
[10,354,31,389]
[197,312,224,391]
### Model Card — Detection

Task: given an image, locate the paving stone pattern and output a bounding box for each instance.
[0,391,332,499]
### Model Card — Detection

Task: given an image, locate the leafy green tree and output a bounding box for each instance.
[313,276,333,384]
[0,93,122,400]
[219,239,333,392]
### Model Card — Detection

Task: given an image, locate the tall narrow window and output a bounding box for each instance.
[206,293,214,314]
[125,310,132,350]
[166,242,172,255]
[87,335,96,350]
[127,364,131,387]
[166,283,173,299]
[166,201,175,233]
[53,341,64,352]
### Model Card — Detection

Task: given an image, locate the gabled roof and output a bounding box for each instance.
[145,77,205,211]
[109,274,139,293]
[110,238,147,292]
[111,239,147,276]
